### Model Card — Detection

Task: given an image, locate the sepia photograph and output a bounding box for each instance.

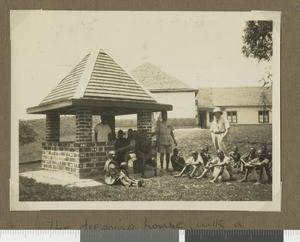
[10,10,281,211]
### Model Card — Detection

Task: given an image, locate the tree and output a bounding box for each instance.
[242,20,273,86]
[19,121,37,145]
[242,20,273,62]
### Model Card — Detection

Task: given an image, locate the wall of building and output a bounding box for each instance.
[222,106,272,125]
[152,92,196,119]
[199,106,272,128]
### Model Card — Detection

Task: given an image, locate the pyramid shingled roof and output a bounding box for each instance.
[131,62,196,93]
[41,49,156,104]
[28,48,172,115]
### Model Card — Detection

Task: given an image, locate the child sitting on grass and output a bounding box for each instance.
[229,145,241,168]
[239,149,269,184]
[174,151,204,178]
[104,151,142,187]
[170,148,185,171]
[195,149,232,183]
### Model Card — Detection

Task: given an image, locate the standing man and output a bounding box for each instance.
[210,107,230,155]
[154,111,178,171]
[94,116,112,143]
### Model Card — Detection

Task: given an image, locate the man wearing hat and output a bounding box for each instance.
[210,107,230,155]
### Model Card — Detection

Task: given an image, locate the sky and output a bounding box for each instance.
[11,11,273,120]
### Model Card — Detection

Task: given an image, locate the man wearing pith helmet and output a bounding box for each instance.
[210,107,230,155]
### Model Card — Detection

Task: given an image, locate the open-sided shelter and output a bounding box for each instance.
[27,47,172,178]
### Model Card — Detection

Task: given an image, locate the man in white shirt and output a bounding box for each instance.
[94,116,112,143]
[210,107,230,155]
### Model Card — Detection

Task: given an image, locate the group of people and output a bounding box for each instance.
[96,111,177,186]
[98,108,272,187]
[172,145,272,184]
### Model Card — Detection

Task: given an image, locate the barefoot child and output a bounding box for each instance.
[174,151,203,178]
[239,149,269,184]
[195,149,232,183]
[170,148,185,171]
[104,151,142,187]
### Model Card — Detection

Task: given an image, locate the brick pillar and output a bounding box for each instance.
[137,112,154,138]
[75,108,92,142]
[46,113,60,142]
[105,115,115,133]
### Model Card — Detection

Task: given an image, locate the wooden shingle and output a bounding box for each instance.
[41,48,156,105]
[27,48,172,115]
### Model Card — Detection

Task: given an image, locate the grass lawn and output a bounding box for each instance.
[19,172,271,201]
[19,125,272,202]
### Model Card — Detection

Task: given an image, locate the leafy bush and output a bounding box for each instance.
[19,121,38,145]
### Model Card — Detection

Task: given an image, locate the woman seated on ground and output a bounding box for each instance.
[104,151,142,187]
[195,149,233,183]
[239,149,269,184]
[170,148,185,171]
[174,151,204,178]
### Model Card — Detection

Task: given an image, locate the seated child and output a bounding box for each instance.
[239,149,269,184]
[229,145,241,168]
[104,151,142,187]
[195,149,233,183]
[174,151,204,178]
[170,148,185,171]
[200,146,211,166]
[240,147,257,172]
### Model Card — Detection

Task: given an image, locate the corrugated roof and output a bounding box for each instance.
[196,87,272,108]
[131,62,196,92]
[40,48,156,105]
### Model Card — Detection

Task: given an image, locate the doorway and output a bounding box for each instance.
[199,111,207,129]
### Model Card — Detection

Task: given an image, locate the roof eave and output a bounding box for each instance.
[27,100,73,114]
[149,88,197,93]
[27,98,173,115]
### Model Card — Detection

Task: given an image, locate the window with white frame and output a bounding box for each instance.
[258,110,269,123]
[227,111,237,123]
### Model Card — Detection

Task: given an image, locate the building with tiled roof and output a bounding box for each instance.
[196,87,272,128]
[27,47,172,178]
[132,63,197,119]
[132,62,196,93]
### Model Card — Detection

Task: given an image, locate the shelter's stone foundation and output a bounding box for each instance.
[41,141,114,178]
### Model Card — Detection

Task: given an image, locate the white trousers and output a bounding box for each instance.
[211,133,227,155]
